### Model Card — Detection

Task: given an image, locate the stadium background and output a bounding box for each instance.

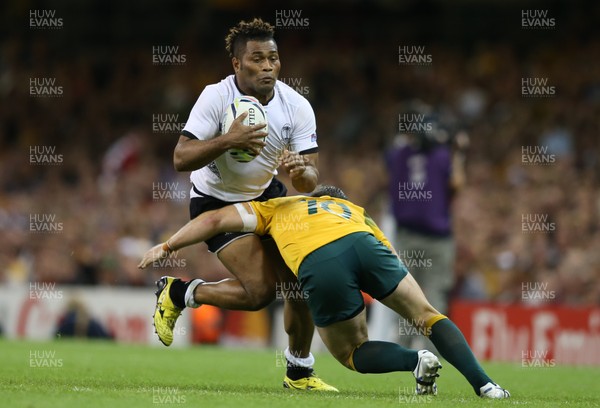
[0,0,599,357]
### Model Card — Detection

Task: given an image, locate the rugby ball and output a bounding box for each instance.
[221,96,268,163]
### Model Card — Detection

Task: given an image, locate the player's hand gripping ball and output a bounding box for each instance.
[221,96,268,163]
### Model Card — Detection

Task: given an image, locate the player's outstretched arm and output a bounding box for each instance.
[138,205,246,268]
[174,113,267,171]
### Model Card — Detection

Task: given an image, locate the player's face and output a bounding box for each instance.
[233,39,280,104]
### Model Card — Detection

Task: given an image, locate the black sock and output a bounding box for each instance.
[168,279,189,309]
[429,318,492,394]
[286,360,313,380]
[351,341,419,373]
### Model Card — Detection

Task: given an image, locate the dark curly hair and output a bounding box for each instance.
[310,185,348,200]
[225,18,275,59]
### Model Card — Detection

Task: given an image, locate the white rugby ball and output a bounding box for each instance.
[221,96,268,163]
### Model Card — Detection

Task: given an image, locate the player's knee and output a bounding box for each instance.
[330,349,353,370]
[410,300,440,325]
[342,347,366,372]
[421,305,441,322]
[246,297,273,311]
[244,284,275,311]
[343,356,357,371]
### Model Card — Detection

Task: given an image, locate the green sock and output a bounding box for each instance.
[351,341,418,373]
[429,318,492,394]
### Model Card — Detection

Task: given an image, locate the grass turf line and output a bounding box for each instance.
[2,338,600,408]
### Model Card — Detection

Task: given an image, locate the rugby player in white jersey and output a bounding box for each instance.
[153,18,337,391]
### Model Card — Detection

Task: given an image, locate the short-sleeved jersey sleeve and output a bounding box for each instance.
[289,97,318,154]
[249,201,277,236]
[182,85,223,141]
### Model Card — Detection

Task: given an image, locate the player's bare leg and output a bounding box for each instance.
[282,295,313,356]
[271,248,314,358]
[378,272,440,324]
[259,241,336,391]
[191,235,277,310]
[152,235,276,347]
[379,273,510,398]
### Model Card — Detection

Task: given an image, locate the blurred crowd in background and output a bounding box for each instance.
[1,0,599,306]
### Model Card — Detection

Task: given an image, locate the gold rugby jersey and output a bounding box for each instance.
[248,195,393,274]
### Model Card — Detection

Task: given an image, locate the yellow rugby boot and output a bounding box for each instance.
[283,372,339,392]
[153,276,183,346]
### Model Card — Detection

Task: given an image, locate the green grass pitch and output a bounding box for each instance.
[2,338,599,407]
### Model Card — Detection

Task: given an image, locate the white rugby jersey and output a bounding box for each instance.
[182,75,318,202]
